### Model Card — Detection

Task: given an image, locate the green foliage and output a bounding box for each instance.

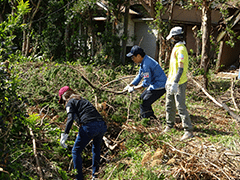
[0,3,32,178]
[0,64,29,179]
[17,0,31,15]
[152,2,168,37]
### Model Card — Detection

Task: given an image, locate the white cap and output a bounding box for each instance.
[166,26,183,40]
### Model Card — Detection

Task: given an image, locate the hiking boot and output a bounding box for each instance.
[180,131,193,141]
[163,126,172,133]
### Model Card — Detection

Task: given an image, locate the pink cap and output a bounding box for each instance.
[58,86,72,103]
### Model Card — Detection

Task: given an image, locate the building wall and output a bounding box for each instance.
[127,16,135,46]
[162,6,221,25]
[186,25,197,53]
[134,22,157,58]
[118,15,135,46]
[218,40,240,70]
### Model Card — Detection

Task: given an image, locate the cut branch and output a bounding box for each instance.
[29,127,44,180]
[101,75,135,88]
[189,75,240,122]
[68,65,127,94]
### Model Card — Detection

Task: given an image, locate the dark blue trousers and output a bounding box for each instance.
[72,120,107,180]
[140,88,166,118]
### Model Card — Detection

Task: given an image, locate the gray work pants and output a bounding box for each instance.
[165,82,193,131]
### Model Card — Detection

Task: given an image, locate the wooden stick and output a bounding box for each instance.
[29,127,44,180]
[127,93,132,121]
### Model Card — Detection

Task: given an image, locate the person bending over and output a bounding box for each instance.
[58,86,107,180]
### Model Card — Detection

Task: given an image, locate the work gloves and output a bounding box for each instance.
[170,82,178,95]
[123,85,134,93]
[60,133,68,148]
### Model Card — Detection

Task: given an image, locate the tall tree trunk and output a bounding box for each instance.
[22,17,27,56]
[201,0,211,89]
[164,0,174,68]
[88,6,96,58]
[64,3,70,59]
[23,0,42,56]
[192,25,201,63]
[120,2,129,65]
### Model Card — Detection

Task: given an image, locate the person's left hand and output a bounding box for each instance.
[170,83,178,95]
[60,133,68,148]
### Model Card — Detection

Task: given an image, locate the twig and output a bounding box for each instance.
[11,151,31,163]
[68,158,73,171]
[107,163,119,180]
[28,127,44,180]
[138,37,143,46]
[103,136,118,150]
[127,93,133,121]
[115,129,124,142]
[39,105,49,127]
[0,167,12,180]
[101,75,135,88]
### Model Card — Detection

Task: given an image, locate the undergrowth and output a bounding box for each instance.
[1,59,240,179]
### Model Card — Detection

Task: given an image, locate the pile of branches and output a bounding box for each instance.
[122,123,240,179]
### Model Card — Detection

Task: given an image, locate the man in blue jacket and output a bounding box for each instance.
[124,45,167,120]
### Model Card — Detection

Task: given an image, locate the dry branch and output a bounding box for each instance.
[160,140,233,180]
[190,76,223,108]
[68,65,128,94]
[29,127,44,180]
[120,121,240,179]
[221,102,240,122]
[189,75,240,122]
[38,105,49,127]
[127,93,133,121]
[101,75,135,88]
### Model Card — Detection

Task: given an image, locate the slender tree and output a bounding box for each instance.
[120,0,130,65]
[200,0,211,89]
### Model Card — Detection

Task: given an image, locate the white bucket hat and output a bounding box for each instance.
[166,26,183,40]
